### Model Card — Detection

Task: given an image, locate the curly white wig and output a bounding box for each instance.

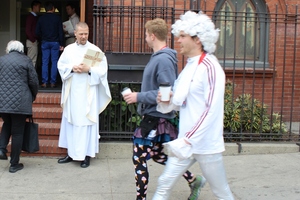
[6,40,24,54]
[171,11,219,54]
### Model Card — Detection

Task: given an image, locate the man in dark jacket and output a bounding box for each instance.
[0,40,39,173]
[36,1,64,88]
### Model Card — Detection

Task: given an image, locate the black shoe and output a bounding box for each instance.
[0,150,8,160]
[80,156,90,168]
[58,155,73,164]
[9,163,24,173]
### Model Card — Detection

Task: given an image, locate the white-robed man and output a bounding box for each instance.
[57,22,111,168]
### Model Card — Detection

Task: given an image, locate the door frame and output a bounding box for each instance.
[80,0,86,22]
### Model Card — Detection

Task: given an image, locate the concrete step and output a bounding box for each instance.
[4,141,300,158]
[97,142,300,159]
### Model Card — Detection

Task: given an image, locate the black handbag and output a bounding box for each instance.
[22,117,39,153]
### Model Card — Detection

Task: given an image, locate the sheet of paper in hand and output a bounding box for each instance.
[82,49,104,67]
[63,20,74,34]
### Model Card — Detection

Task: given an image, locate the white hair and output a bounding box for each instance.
[171,11,219,54]
[6,40,24,54]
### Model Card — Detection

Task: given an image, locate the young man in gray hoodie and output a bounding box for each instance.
[123,18,205,200]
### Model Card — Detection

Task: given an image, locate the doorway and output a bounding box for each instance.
[20,0,80,89]
[0,0,81,57]
[19,0,80,49]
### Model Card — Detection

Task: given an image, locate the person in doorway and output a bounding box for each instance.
[25,0,41,68]
[35,1,64,88]
[122,18,205,200]
[152,11,235,200]
[64,3,80,46]
[57,22,111,168]
[0,40,39,173]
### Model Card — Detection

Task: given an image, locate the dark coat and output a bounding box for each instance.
[0,51,39,115]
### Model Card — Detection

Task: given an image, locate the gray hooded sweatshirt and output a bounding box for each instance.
[137,47,178,119]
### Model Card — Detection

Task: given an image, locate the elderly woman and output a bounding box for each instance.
[0,40,39,173]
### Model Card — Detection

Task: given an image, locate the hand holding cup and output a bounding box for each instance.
[122,87,138,104]
[159,82,172,102]
[121,87,132,96]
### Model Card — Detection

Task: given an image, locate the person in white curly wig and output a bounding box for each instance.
[153,11,235,200]
[171,10,220,54]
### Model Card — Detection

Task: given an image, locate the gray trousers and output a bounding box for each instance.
[153,153,234,200]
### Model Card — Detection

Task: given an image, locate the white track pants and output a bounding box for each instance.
[152,153,234,200]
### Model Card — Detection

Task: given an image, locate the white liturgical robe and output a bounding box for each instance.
[57,41,111,160]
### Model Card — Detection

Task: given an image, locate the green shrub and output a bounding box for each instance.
[100,83,142,132]
[224,80,287,136]
[101,81,288,139]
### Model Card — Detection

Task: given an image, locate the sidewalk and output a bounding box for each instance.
[0,143,299,200]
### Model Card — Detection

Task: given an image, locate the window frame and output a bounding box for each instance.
[213,0,270,69]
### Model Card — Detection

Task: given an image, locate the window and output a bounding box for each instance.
[214,0,269,68]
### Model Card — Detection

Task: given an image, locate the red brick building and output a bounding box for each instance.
[84,0,300,124]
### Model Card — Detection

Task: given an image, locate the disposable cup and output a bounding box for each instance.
[121,87,132,96]
[159,83,171,101]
